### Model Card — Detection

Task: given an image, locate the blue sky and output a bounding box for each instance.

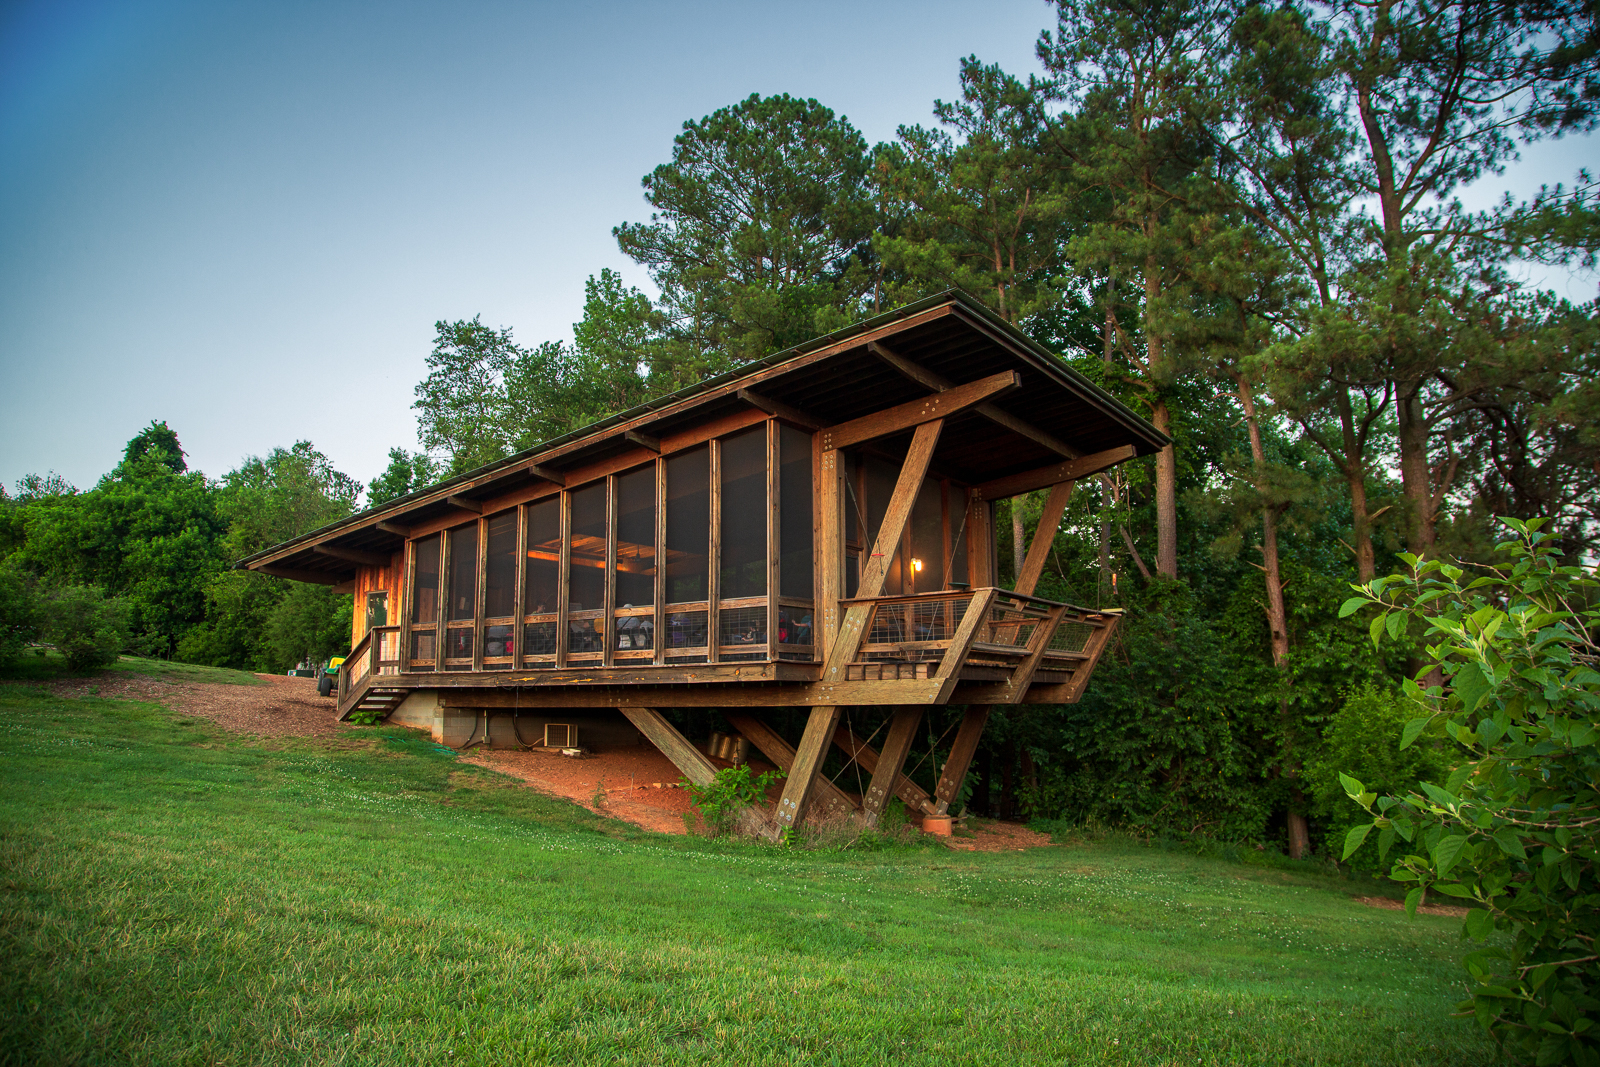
[1,0,1593,494]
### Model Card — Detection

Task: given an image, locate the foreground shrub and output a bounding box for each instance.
[684,763,784,837]
[1341,518,1600,1065]
[1305,685,1453,870]
[0,560,40,664]
[41,585,130,673]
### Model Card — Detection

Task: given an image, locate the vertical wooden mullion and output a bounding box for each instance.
[556,491,571,669]
[708,438,721,663]
[818,442,841,654]
[472,516,487,672]
[968,492,994,588]
[940,480,952,590]
[603,476,617,668]
[512,504,526,669]
[399,539,414,672]
[766,419,779,662]
[437,528,451,667]
[654,456,666,666]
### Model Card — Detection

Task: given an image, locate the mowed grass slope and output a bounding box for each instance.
[0,687,1492,1066]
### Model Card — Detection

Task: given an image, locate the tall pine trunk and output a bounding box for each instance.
[1237,376,1308,859]
[1335,389,1377,582]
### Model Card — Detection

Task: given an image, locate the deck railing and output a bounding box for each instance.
[837,588,1117,682]
[337,625,402,706]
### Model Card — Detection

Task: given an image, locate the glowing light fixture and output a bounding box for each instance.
[911,558,924,572]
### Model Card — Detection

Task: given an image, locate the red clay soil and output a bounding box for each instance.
[36,670,1057,849]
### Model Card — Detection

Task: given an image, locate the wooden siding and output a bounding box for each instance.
[351,552,404,647]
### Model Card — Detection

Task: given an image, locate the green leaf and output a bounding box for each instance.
[1404,886,1424,917]
[1454,661,1492,714]
[1465,907,1494,940]
[1400,717,1429,750]
[1343,823,1373,859]
[1434,834,1471,877]
[1339,597,1367,618]
[1370,614,1386,649]
[1339,772,1366,799]
[1386,611,1407,641]
[1493,827,1527,860]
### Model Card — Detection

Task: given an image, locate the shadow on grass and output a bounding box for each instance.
[0,649,266,686]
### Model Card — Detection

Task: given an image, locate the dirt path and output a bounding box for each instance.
[48,672,355,738]
[39,670,1057,849]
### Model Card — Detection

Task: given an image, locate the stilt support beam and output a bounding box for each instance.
[770,705,843,838]
[850,707,928,824]
[934,705,991,816]
[619,707,771,836]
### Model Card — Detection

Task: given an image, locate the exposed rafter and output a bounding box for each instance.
[819,371,1017,452]
[868,340,1080,460]
[312,544,393,568]
[736,387,826,430]
[973,445,1136,501]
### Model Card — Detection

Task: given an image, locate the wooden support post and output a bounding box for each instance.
[934,705,991,816]
[966,492,993,588]
[822,420,943,684]
[1013,481,1074,597]
[724,713,859,818]
[619,707,771,836]
[771,705,843,836]
[819,445,842,652]
[857,707,926,824]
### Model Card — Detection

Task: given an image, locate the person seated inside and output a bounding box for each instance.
[616,608,653,650]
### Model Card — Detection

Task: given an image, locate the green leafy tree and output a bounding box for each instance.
[615,92,879,362]
[412,317,522,476]
[876,56,1080,323]
[181,442,358,670]
[1038,0,1238,579]
[367,448,440,508]
[40,585,129,672]
[1341,519,1600,1064]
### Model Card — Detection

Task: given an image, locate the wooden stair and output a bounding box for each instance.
[338,684,411,722]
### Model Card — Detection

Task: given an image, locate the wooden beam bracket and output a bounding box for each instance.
[625,430,661,453]
[820,371,1017,452]
[737,388,826,431]
[974,445,1136,501]
[446,495,483,514]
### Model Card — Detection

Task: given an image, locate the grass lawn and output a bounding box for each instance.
[0,650,266,686]
[0,685,1495,1066]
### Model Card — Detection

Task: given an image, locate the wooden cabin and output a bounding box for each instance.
[240,291,1167,837]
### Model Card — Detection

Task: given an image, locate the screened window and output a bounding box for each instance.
[665,447,709,603]
[615,465,655,608]
[411,534,440,624]
[949,495,969,586]
[524,498,559,615]
[719,426,767,598]
[484,511,517,618]
[568,482,606,613]
[778,424,812,599]
[447,524,477,621]
[910,480,944,594]
[864,454,901,594]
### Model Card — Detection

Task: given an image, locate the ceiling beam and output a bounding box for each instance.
[867,340,1080,460]
[446,495,482,514]
[526,464,564,486]
[972,445,1137,501]
[819,370,1019,452]
[624,430,661,453]
[736,387,826,431]
[375,521,410,537]
[312,544,393,568]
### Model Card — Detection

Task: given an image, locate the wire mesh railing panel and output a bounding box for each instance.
[1048,620,1097,654]
[718,606,767,650]
[665,610,708,652]
[522,620,558,658]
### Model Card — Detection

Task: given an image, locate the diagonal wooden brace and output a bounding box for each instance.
[834,708,931,823]
[770,705,843,837]
[724,713,859,818]
[933,705,992,816]
[620,707,771,836]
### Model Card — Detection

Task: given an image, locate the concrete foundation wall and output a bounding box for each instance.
[384,693,646,751]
